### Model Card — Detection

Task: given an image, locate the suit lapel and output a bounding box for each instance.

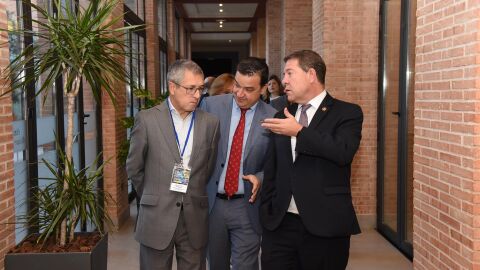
[243,101,265,161]
[189,110,205,168]
[309,93,334,129]
[154,102,181,163]
[219,96,234,163]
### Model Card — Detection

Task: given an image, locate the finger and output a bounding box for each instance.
[261,118,278,124]
[249,193,257,203]
[249,186,258,203]
[261,122,279,130]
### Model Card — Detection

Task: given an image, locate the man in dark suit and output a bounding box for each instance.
[260,50,363,270]
[201,58,276,270]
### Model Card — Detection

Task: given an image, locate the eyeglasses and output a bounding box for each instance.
[172,81,205,95]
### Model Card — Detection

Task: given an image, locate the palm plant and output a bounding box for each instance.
[1,0,140,247]
[28,144,113,248]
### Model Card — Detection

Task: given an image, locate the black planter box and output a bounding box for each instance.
[5,233,108,270]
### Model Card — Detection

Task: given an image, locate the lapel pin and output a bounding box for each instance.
[322,107,327,112]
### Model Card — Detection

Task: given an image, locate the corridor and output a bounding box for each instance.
[107,204,412,270]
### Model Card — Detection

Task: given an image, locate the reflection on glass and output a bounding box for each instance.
[406,0,417,244]
[7,0,28,244]
[160,50,167,93]
[125,0,145,21]
[382,0,402,233]
[157,0,167,40]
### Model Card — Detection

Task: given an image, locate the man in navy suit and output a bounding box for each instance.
[201,57,276,270]
[261,50,363,270]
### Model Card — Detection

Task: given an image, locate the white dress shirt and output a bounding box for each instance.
[287,90,327,214]
[168,98,195,169]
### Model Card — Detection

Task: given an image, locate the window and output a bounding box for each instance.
[6,0,28,244]
[124,5,146,200]
[124,0,145,21]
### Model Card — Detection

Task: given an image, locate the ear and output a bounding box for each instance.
[168,81,176,96]
[308,68,317,84]
[260,84,268,95]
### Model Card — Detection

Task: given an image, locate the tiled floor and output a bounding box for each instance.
[108,203,412,270]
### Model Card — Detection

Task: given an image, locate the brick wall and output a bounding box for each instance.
[312,0,380,227]
[266,0,282,77]
[283,0,312,57]
[413,0,480,269]
[102,2,129,229]
[0,2,16,269]
[145,0,160,97]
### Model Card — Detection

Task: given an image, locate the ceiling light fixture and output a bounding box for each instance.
[229,40,232,43]
[219,25,223,28]
[219,9,223,12]
[219,3,223,7]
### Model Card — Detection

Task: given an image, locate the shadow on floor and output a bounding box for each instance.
[108,203,412,270]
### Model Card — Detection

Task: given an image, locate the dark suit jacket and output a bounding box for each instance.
[260,93,363,237]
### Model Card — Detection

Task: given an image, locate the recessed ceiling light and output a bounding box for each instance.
[219,3,223,7]
[219,9,223,12]
[220,21,223,24]
[219,24,223,28]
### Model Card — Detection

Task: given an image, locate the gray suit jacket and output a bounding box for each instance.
[200,94,276,234]
[126,102,220,250]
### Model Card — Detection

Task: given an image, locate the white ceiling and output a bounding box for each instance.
[183,3,258,18]
[191,22,251,32]
[178,1,264,46]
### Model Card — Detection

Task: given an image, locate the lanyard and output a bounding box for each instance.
[167,100,195,159]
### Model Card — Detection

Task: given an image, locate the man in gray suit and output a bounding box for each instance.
[127,60,220,270]
[201,57,276,270]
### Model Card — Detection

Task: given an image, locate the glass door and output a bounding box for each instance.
[377,0,415,258]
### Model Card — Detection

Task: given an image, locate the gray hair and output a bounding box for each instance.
[167,60,204,84]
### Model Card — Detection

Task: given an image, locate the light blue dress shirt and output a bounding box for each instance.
[217,99,258,194]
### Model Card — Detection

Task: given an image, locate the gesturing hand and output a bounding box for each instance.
[261,108,303,137]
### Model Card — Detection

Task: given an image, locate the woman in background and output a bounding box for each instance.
[208,73,235,96]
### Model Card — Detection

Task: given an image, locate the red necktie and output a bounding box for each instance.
[224,109,248,197]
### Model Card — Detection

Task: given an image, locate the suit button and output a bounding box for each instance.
[221,163,225,168]
[176,202,181,207]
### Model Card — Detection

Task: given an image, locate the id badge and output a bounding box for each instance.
[170,162,190,193]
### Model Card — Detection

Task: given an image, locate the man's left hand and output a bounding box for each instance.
[243,175,260,203]
[261,108,303,137]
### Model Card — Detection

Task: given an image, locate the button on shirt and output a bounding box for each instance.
[217,99,258,194]
[168,98,195,168]
[288,90,327,214]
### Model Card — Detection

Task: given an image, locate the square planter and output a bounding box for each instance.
[5,233,108,270]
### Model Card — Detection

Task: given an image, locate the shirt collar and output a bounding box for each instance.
[232,97,259,112]
[301,90,327,111]
[168,97,194,118]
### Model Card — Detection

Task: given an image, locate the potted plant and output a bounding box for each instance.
[1,0,140,269]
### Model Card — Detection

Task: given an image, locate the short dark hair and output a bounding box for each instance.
[236,57,269,86]
[284,50,326,85]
